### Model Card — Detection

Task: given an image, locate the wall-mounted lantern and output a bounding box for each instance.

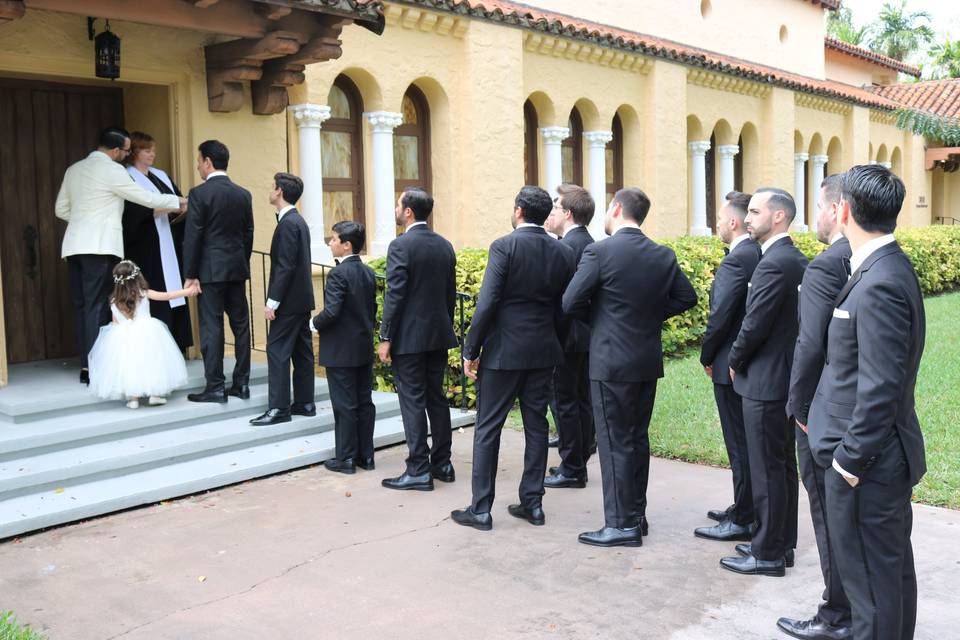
[88,17,121,80]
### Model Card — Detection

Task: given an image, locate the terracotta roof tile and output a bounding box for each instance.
[873,79,960,119]
[824,37,921,77]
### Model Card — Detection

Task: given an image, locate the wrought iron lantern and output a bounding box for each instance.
[89,18,121,80]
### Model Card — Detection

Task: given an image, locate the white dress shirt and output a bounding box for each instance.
[308,254,361,333]
[516,222,541,229]
[760,232,790,255]
[612,222,641,235]
[205,170,228,180]
[266,205,300,310]
[728,233,750,252]
[830,232,844,245]
[405,220,427,232]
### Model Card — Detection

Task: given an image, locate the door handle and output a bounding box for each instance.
[24,224,38,280]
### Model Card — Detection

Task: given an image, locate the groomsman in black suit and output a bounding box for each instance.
[183,140,254,403]
[695,191,761,542]
[777,174,852,640]
[250,173,315,426]
[543,184,596,489]
[807,165,925,640]
[451,186,575,531]
[722,188,807,576]
[311,221,378,474]
[563,188,697,547]
[379,188,459,491]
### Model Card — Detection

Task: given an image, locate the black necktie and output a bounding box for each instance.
[723,247,730,256]
[274,212,280,222]
[334,259,341,266]
[842,257,852,278]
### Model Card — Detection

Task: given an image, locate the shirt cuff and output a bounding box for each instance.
[832,458,858,480]
[308,318,317,334]
[266,298,280,310]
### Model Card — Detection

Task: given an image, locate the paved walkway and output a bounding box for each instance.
[1,428,957,640]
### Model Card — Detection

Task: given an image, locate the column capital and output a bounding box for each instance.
[540,126,571,144]
[364,111,404,132]
[717,144,740,159]
[794,152,810,162]
[583,130,614,147]
[880,161,892,169]
[688,140,711,156]
[811,154,830,166]
[288,103,331,129]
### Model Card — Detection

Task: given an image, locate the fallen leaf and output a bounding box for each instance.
[53,487,65,494]
[345,491,352,498]
[198,575,207,583]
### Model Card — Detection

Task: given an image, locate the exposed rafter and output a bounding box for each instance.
[0,0,25,24]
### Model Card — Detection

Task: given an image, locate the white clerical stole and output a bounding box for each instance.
[126,167,185,308]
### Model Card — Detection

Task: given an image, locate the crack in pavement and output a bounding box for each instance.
[103,517,449,640]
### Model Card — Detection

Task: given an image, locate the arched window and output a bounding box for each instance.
[734,134,744,192]
[321,75,364,242]
[561,108,583,186]
[394,85,431,230]
[524,99,539,186]
[606,113,624,206]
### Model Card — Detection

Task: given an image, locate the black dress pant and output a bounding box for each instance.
[392,349,452,476]
[326,364,376,462]
[590,379,657,529]
[797,427,851,628]
[197,280,250,392]
[552,351,594,478]
[713,383,754,526]
[824,435,916,640]
[741,397,798,561]
[471,367,552,514]
[265,312,314,409]
[67,254,118,369]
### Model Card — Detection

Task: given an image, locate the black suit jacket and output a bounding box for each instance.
[464,226,575,370]
[183,175,254,283]
[808,242,926,485]
[786,237,851,424]
[267,208,314,315]
[700,237,762,385]
[560,226,594,353]
[312,256,377,368]
[379,224,458,355]
[562,227,698,382]
[728,236,808,401]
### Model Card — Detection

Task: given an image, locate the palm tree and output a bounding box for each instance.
[870,0,935,61]
[828,7,868,46]
[929,39,960,79]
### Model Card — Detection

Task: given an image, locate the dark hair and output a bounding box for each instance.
[332,220,365,254]
[274,172,303,205]
[754,187,797,222]
[724,190,752,220]
[514,185,553,225]
[612,187,651,224]
[125,131,155,166]
[557,183,595,226]
[110,260,149,320]
[198,139,229,170]
[400,187,434,222]
[821,173,844,205]
[99,126,130,150]
[841,164,904,234]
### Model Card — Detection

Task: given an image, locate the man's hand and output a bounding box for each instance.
[184,278,201,294]
[463,358,480,381]
[178,196,188,210]
[703,365,713,377]
[796,419,808,434]
[377,341,391,364]
[264,306,276,321]
[728,367,736,381]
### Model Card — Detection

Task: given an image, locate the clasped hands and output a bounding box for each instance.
[183,278,202,296]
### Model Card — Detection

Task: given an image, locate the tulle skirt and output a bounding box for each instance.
[88,317,188,400]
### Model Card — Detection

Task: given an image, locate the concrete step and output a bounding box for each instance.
[0,409,476,540]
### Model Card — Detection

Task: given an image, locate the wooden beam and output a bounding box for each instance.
[926,147,960,171]
[207,65,261,112]
[187,0,220,7]
[254,3,292,20]
[251,60,304,115]
[205,30,304,67]
[0,0,25,24]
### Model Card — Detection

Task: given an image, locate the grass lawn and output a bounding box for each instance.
[0,612,46,640]
[507,290,960,509]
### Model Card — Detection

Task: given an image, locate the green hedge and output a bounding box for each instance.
[365,225,960,408]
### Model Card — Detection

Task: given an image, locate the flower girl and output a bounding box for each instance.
[88,260,199,409]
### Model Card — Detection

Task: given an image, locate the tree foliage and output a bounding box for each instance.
[894,108,960,145]
[929,39,960,79]
[828,7,868,46]
[869,0,935,62]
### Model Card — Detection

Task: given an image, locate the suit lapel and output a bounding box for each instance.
[834,242,900,306]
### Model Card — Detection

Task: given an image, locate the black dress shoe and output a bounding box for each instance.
[382,472,434,491]
[776,616,852,640]
[543,472,586,489]
[694,520,753,541]
[547,435,559,448]
[720,553,785,576]
[430,462,455,483]
[188,389,227,403]
[639,515,649,537]
[323,458,356,474]
[451,507,492,531]
[249,408,292,426]
[227,385,250,400]
[507,503,545,526]
[735,543,795,568]
[578,525,642,547]
[356,457,375,471]
[290,402,316,416]
[707,504,735,522]
[79,369,90,385]
[548,466,588,482]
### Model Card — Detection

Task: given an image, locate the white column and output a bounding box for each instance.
[810,154,829,234]
[365,111,404,256]
[717,143,739,206]
[289,103,332,263]
[793,153,809,232]
[584,130,613,239]
[688,140,712,236]
[540,126,570,195]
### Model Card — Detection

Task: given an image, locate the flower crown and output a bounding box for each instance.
[113,261,141,284]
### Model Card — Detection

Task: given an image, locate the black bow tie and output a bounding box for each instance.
[275,212,280,222]
[842,257,852,278]
[334,259,341,266]
[723,247,730,256]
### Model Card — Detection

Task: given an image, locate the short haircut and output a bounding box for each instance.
[754,187,797,222]
[514,185,553,225]
[821,173,844,204]
[401,187,433,222]
[125,131,155,166]
[724,190,752,220]
[198,139,229,170]
[841,164,904,234]
[332,220,365,254]
[613,187,651,224]
[274,172,303,205]
[99,126,130,150]
[557,183,595,226]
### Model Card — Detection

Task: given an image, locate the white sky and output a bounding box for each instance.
[840,0,960,69]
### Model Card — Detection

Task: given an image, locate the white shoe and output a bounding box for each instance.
[147,396,167,406]
[126,399,140,409]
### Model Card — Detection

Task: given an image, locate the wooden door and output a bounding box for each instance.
[0,78,123,364]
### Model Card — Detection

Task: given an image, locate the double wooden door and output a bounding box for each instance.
[0,78,123,363]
